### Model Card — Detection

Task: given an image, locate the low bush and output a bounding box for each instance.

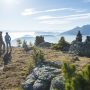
[62,62,90,90]
[52,37,70,51]
[17,39,22,47]
[22,40,29,52]
[32,47,45,66]
[35,36,45,46]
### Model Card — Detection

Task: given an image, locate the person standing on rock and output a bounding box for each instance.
[5,32,11,51]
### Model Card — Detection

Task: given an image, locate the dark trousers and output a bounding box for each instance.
[6,42,11,51]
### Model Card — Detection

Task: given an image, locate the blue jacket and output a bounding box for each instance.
[5,34,11,43]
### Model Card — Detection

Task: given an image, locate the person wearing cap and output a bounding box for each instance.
[5,32,11,51]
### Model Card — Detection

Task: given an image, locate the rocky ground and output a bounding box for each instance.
[22,61,64,90]
[0,48,90,90]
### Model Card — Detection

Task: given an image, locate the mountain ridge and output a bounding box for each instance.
[60,25,90,35]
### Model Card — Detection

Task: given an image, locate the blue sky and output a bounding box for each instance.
[0,0,90,32]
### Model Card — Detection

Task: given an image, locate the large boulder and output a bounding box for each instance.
[50,76,64,90]
[69,32,90,57]
[69,41,90,57]
[22,61,62,90]
[33,79,50,90]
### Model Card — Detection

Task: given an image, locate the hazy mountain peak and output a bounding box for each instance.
[60,24,90,35]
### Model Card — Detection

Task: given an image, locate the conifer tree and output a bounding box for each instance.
[17,39,22,47]
[76,31,82,42]
[35,36,44,46]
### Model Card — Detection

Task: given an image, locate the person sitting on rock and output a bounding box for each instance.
[5,32,11,51]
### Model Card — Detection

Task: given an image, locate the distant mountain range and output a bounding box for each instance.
[60,25,90,35]
[11,24,90,46]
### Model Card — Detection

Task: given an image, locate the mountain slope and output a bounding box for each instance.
[60,25,90,35]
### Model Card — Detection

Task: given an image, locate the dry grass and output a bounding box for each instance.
[0,48,34,90]
[42,48,90,70]
[0,48,90,90]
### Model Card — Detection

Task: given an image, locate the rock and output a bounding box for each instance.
[33,80,50,90]
[69,32,90,57]
[38,42,51,48]
[69,41,90,57]
[22,61,62,90]
[61,45,70,52]
[85,36,90,43]
[22,79,33,90]
[43,61,62,68]
[50,76,65,90]
[22,73,37,90]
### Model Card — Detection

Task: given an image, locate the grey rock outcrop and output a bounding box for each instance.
[50,76,64,90]
[69,32,90,57]
[22,61,64,90]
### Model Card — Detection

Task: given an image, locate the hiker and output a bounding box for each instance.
[5,32,11,51]
[0,31,5,56]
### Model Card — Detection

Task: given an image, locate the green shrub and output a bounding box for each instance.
[82,64,90,81]
[76,31,82,42]
[35,36,44,46]
[32,47,45,65]
[62,62,90,90]
[22,40,29,52]
[82,65,90,90]
[17,39,22,47]
[29,42,33,47]
[51,44,60,50]
[58,37,70,50]
[62,62,76,79]
[52,37,70,51]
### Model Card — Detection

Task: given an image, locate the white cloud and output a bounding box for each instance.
[38,13,90,20]
[42,8,76,12]
[40,20,70,25]
[21,8,36,16]
[21,8,86,16]
[37,15,55,20]
[21,7,90,30]
[39,13,90,25]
